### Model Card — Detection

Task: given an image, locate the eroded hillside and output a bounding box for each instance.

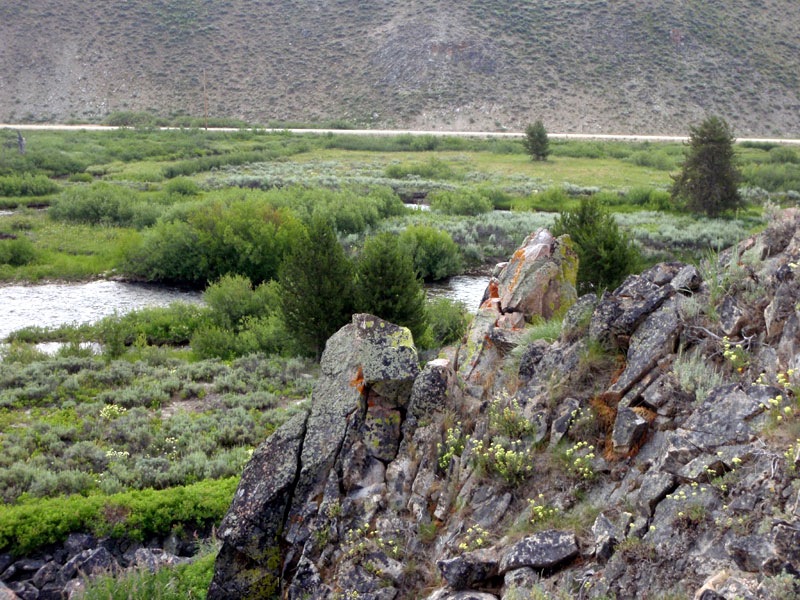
[1,1,799,135]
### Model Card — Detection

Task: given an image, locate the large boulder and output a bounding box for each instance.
[499,530,579,574]
[209,315,419,599]
[494,229,578,320]
[208,411,307,599]
[459,230,577,393]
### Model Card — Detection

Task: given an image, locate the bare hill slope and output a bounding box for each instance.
[1,0,799,135]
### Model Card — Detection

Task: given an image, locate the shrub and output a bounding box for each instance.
[0,477,238,555]
[429,189,493,216]
[769,146,800,164]
[203,275,274,330]
[552,197,641,294]
[0,236,36,266]
[0,173,60,196]
[399,225,463,281]
[67,172,93,183]
[50,182,163,228]
[384,157,455,180]
[424,298,471,347]
[163,177,201,196]
[123,196,303,285]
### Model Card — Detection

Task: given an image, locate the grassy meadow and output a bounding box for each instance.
[0,126,798,595]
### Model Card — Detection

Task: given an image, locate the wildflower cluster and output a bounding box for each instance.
[758,393,794,423]
[100,404,127,420]
[706,453,742,493]
[458,525,490,552]
[105,449,130,460]
[666,483,708,527]
[721,336,749,373]
[785,439,800,475]
[163,436,179,460]
[437,424,465,471]
[488,394,533,439]
[528,494,559,525]
[565,441,595,480]
[471,439,533,485]
[342,523,401,560]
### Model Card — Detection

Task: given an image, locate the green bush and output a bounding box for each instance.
[0,236,36,266]
[96,303,211,348]
[399,225,463,281]
[552,197,641,294]
[384,157,455,180]
[429,189,493,216]
[0,477,238,556]
[50,182,164,228]
[163,177,201,196]
[123,196,303,285]
[67,172,94,183]
[768,146,799,164]
[203,275,274,330]
[0,173,60,196]
[424,298,471,347]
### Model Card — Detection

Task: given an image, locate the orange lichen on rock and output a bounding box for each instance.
[349,365,366,395]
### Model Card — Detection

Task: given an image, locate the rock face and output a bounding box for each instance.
[207,216,800,600]
[459,229,577,394]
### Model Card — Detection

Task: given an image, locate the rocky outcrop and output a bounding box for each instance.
[459,229,577,395]
[209,216,800,600]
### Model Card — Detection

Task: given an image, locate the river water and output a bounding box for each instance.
[426,274,490,312]
[0,275,490,342]
[0,280,203,340]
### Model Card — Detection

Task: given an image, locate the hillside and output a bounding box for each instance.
[1,1,799,135]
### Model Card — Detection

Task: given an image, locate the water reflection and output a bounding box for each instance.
[425,274,490,312]
[0,280,203,340]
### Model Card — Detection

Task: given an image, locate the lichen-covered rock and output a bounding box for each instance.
[560,293,597,342]
[592,513,621,563]
[208,411,307,599]
[407,358,453,422]
[611,407,648,455]
[719,295,748,337]
[437,548,499,590]
[495,229,578,320]
[501,567,540,600]
[590,275,675,350]
[59,547,118,581]
[499,530,579,573]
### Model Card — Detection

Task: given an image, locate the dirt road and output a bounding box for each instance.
[1,123,799,145]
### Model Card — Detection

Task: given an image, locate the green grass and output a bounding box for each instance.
[0,477,238,556]
[81,545,217,600]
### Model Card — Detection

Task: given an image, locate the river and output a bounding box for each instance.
[0,280,203,340]
[0,275,490,342]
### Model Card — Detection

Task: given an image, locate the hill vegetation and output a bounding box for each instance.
[1,1,799,134]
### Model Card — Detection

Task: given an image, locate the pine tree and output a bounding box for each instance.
[278,217,354,357]
[523,120,550,161]
[551,197,641,294]
[671,116,743,217]
[354,233,427,341]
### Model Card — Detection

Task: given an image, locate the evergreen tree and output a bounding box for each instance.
[523,120,550,161]
[551,197,640,294]
[355,233,427,341]
[671,116,743,217]
[278,217,354,357]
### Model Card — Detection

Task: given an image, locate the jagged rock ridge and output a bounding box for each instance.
[211,217,800,599]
